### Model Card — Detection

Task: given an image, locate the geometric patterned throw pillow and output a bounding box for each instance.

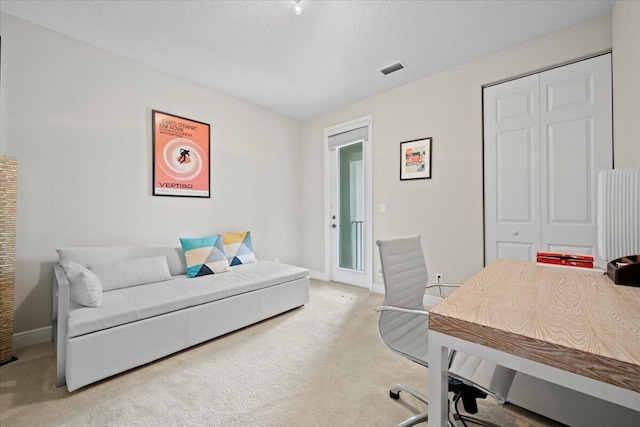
[179,235,232,278]
[222,231,257,266]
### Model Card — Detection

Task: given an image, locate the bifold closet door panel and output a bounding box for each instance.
[483,74,541,263]
[539,54,613,266]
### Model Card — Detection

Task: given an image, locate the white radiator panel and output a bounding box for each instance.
[597,168,640,260]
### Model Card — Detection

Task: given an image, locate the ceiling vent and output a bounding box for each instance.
[380,61,405,75]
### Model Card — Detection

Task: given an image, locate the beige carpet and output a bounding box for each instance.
[0,280,563,426]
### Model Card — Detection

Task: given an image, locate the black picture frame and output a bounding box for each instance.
[152,110,211,198]
[400,137,432,180]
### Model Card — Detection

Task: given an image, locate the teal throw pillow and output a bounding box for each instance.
[179,235,231,278]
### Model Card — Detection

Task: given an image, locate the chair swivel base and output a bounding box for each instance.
[388,383,433,427]
[389,383,428,405]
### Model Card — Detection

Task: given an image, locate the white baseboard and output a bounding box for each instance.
[7,293,440,352]
[309,270,330,281]
[13,325,52,350]
[371,283,385,294]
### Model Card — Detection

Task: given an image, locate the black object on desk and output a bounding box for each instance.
[607,255,640,287]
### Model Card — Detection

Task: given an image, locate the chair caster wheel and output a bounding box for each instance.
[390,390,400,399]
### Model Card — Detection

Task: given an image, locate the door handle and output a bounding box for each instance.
[332,224,337,229]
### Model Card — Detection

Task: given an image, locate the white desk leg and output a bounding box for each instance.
[428,331,449,427]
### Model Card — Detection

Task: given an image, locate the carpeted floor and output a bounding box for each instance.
[0,280,563,426]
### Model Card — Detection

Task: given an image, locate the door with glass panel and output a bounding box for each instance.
[327,118,372,288]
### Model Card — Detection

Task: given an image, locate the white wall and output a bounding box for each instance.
[3,6,635,335]
[0,13,303,333]
[301,15,614,286]
[613,1,640,168]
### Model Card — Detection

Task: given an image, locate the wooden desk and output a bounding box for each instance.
[427,259,640,426]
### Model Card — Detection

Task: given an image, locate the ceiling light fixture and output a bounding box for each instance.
[294,0,302,16]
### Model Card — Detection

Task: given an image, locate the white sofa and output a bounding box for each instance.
[52,245,309,392]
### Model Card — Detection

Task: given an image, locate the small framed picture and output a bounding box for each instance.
[152,110,210,198]
[400,137,432,180]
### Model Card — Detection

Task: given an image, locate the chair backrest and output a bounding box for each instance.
[377,235,428,310]
[376,236,430,366]
[376,235,516,402]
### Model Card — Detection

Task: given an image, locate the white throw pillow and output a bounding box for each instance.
[64,262,103,307]
[89,255,172,291]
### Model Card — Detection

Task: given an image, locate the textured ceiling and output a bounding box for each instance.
[0,1,614,121]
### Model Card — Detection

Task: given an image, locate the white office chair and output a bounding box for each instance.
[375,236,515,427]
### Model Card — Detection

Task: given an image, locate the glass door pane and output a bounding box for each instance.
[338,142,364,271]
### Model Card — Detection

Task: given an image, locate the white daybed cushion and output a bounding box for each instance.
[56,246,187,276]
[89,256,172,291]
[64,262,103,308]
[67,261,309,338]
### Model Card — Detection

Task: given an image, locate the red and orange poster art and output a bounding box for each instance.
[152,110,210,197]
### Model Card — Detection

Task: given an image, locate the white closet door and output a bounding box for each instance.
[484,54,613,266]
[539,54,612,266]
[484,74,541,262]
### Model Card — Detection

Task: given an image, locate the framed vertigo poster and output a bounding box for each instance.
[152,110,210,198]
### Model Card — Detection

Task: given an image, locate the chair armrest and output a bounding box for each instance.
[375,305,430,317]
[426,283,461,298]
[425,284,460,289]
